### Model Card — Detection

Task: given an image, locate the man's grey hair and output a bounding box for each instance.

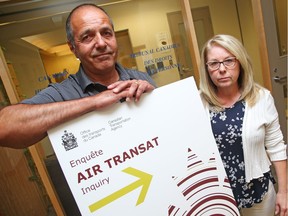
[65,3,114,47]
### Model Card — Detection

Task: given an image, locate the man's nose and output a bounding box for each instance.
[94,34,106,47]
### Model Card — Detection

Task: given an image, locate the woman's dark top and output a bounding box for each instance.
[210,100,275,209]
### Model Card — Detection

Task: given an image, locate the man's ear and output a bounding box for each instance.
[67,41,77,57]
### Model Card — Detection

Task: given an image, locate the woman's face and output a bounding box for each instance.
[206,45,240,91]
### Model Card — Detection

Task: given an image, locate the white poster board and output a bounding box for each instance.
[48,77,240,215]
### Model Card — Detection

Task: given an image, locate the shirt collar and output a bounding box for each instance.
[75,62,132,93]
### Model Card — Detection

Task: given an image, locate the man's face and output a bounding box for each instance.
[69,6,118,76]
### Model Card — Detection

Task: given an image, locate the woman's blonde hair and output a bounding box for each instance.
[199,34,261,110]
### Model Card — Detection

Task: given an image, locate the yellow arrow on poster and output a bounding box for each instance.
[89,167,153,213]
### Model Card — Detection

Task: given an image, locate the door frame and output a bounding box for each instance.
[0,48,65,216]
[179,0,201,85]
[251,0,287,142]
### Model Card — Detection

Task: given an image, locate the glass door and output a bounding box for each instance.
[167,6,214,80]
[0,48,51,216]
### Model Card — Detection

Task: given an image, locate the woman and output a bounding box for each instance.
[199,34,287,216]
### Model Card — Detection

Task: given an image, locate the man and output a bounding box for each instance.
[0,3,156,148]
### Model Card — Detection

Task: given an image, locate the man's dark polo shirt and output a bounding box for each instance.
[22,63,156,104]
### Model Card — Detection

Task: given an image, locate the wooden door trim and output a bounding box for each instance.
[0,48,18,104]
[29,145,65,216]
[180,0,201,86]
[251,0,272,91]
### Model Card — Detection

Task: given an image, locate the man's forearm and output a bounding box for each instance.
[0,81,150,149]
[0,99,95,148]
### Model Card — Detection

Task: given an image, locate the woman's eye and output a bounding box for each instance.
[210,62,218,67]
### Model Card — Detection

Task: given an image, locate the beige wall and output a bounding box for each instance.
[101,0,182,87]
[41,53,79,83]
[237,0,263,85]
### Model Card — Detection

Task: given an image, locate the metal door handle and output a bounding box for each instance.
[273,76,287,83]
